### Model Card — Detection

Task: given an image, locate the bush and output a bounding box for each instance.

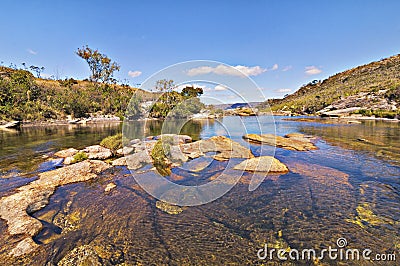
[151,136,174,176]
[72,152,88,163]
[100,133,123,151]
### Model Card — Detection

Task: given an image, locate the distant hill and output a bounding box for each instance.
[211,102,262,110]
[261,54,400,117]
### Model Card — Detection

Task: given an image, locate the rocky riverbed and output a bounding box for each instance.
[1,127,398,265]
[0,132,310,261]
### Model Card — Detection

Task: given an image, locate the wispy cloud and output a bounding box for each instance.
[27,48,37,55]
[305,66,322,75]
[282,65,292,72]
[128,70,142,78]
[274,88,292,93]
[271,64,279,71]
[187,64,267,77]
[214,84,228,91]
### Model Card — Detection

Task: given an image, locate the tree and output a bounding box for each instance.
[76,45,120,83]
[181,85,203,98]
[29,65,45,78]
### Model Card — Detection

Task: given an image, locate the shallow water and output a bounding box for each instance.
[0,117,399,265]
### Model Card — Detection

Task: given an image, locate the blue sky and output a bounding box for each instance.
[1,0,400,102]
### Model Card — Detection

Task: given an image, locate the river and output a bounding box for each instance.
[0,116,399,265]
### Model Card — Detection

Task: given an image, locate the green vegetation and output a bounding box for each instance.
[100,133,123,151]
[0,66,155,121]
[261,54,400,114]
[0,48,205,122]
[149,83,204,118]
[72,152,88,163]
[352,109,399,119]
[151,136,174,176]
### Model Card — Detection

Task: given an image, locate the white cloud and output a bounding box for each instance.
[275,88,292,93]
[187,64,267,77]
[305,66,322,75]
[128,70,142,78]
[214,84,228,91]
[27,48,37,55]
[271,64,278,71]
[282,65,292,72]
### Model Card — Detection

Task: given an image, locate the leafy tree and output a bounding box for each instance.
[149,82,205,118]
[181,85,203,98]
[76,45,120,83]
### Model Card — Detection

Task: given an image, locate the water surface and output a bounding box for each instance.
[0,117,399,265]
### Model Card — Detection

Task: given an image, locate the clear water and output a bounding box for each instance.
[0,117,399,265]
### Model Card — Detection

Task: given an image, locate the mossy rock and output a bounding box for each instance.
[100,133,126,151]
[72,152,88,163]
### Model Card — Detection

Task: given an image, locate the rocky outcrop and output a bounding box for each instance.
[233,156,289,173]
[0,160,111,257]
[243,133,317,151]
[125,151,153,169]
[54,148,78,158]
[83,145,113,160]
[180,136,254,161]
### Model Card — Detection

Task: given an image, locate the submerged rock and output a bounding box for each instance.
[37,158,64,172]
[155,201,183,215]
[233,156,289,173]
[243,133,317,151]
[57,245,102,266]
[104,182,117,192]
[9,238,38,258]
[0,160,111,257]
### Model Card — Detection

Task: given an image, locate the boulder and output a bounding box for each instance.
[116,146,134,156]
[125,151,152,170]
[54,148,78,158]
[233,156,289,173]
[243,133,317,151]
[82,145,113,160]
[111,157,127,166]
[0,160,111,257]
[180,136,254,161]
[155,134,192,144]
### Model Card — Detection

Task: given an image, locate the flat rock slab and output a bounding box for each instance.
[243,133,317,151]
[0,160,111,257]
[180,136,254,161]
[54,148,78,158]
[233,156,289,173]
[83,145,113,160]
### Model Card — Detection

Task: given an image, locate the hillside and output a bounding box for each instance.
[263,54,400,118]
[0,66,155,122]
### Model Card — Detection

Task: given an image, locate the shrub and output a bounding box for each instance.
[151,136,174,176]
[72,152,88,163]
[100,133,123,151]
